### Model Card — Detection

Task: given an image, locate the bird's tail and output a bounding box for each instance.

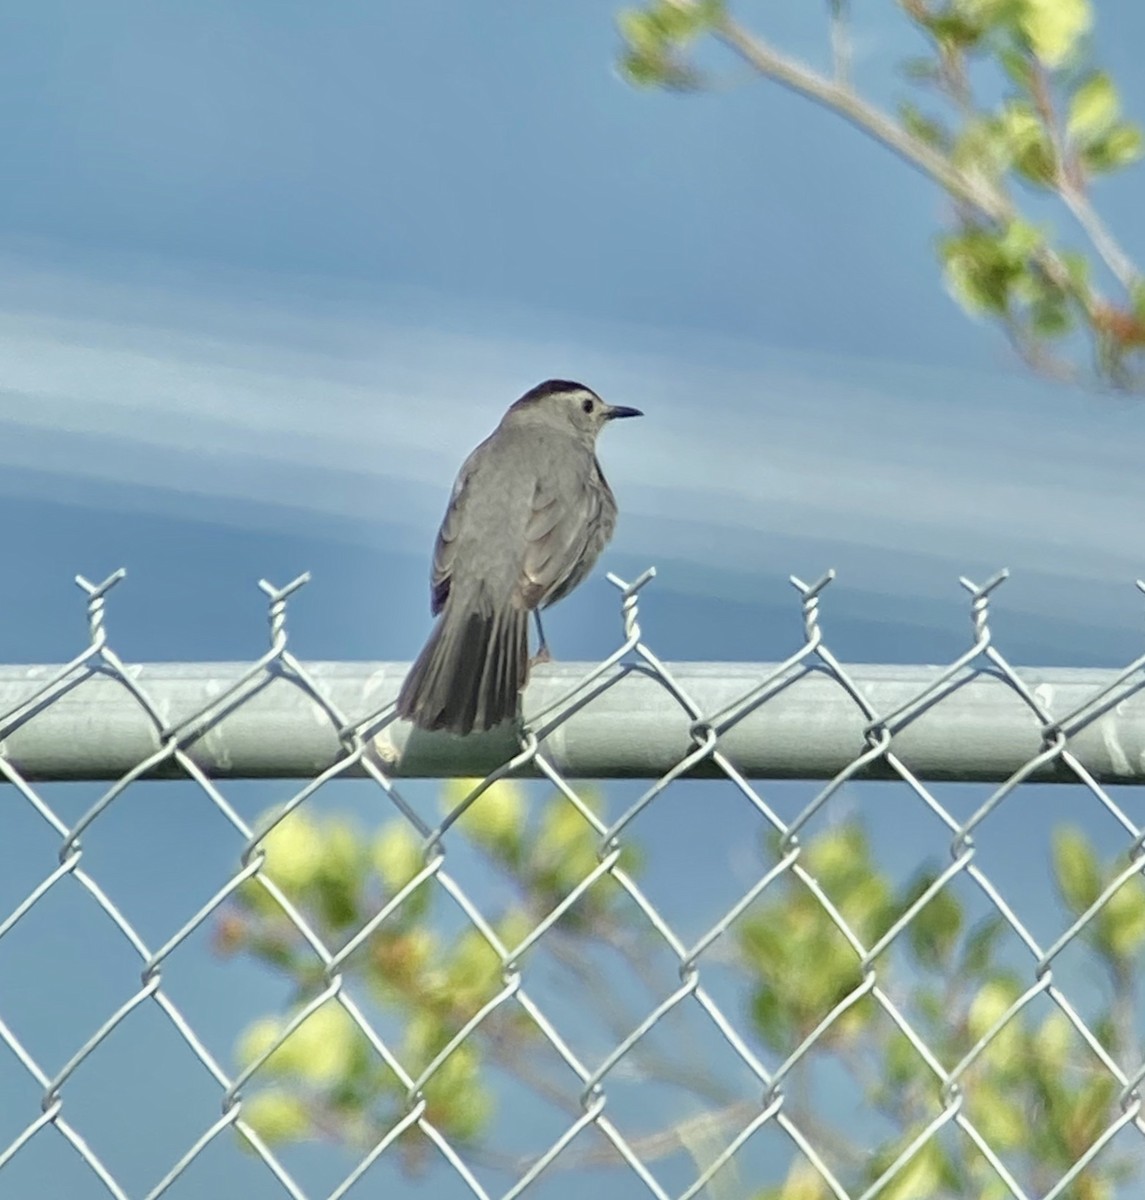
[396,590,529,735]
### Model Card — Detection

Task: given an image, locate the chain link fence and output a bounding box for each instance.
[3,566,1145,1200]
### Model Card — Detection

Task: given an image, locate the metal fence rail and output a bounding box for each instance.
[2,566,1145,1200]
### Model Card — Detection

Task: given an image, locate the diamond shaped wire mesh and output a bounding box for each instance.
[2,566,1145,1199]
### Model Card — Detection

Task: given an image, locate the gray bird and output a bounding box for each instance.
[397,379,642,735]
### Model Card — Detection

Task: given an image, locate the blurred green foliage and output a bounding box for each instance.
[616,0,1145,390]
[219,778,638,1174]
[218,778,1145,1196]
[739,820,1145,1198]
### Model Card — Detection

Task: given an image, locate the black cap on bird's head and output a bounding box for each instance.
[514,379,590,406]
[508,379,643,426]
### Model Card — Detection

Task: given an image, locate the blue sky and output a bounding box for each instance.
[2,2,1145,1199]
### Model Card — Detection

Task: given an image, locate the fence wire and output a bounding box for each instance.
[2,566,1145,1200]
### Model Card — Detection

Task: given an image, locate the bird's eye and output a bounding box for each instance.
[581,397,594,413]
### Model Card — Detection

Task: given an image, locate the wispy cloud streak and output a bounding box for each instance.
[2,257,1142,621]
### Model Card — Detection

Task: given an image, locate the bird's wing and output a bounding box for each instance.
[518,457,614,608]
[429,453,478,614]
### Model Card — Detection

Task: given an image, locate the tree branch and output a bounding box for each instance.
[1028,60,1140,294]
[713,14,1009,220]
[708,11,1105,324]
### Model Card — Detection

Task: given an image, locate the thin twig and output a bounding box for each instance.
[709,13,1106,324]
[1059,187,1140,293]
[713,14,1010,220]
[1028,61,1140,293]
[828,0,850,86]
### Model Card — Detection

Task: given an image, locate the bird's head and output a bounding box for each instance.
[505,379,642,439]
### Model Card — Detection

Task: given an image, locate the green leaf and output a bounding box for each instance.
[238,1005,359,1085]
[832,988,876,1042]
[774,1160,831,1200]
[620,49,671,88]
[960,0,1026,27]
[1029,292,1073,337]
[237,1016,287,1071]
[372,821,424,892]
[961,914,1005,975]
[1067,72,1119,141]
[966,1079,1027,1150]
[648,0,724,41]
[1019,0,1092,68]
[926,12,985,48]
[1052,826,1102,914]
[1097,871,1145,959]
[802,825,872,889]
[1107,123,1145,166]
[1082,122,1144,173]
[953,115,1011,181]
[941,248,997,314]
[966,975,1022,1042]
[444,928,504,1011]
[899,102,950,150]
[999,216,1043,259]
[1131,280,1145,324]
[240,1090,310,1145]
[840,874,894,943]
[876,1138,948,1200]
[749,983,793,1051]
[884,1030,925,1090]
[617,9,660,53]
[441,777,525,857]
[980,1179,1016,1200]
[260,810,324,893]
[1069,1073,1118,1146]
[800,930,865,1015]
[316,820,365,928]
[617,9,685,89]
[423,1043,492,1142]
[1061,249,1091,291]
[996,102,1056,184]
[1032,1011,1073,1070]
[939,226,1030,315]
[998,46,1035,91]
[286,1005,360,1086]
[535,797,600,892]
[914,985,946,1026]
[904,872,962,968]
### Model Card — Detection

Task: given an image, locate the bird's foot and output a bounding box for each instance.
[529,645,552,668]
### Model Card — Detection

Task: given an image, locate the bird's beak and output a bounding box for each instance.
[605,404,643,420]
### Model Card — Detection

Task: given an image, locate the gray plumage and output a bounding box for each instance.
[397,379,642,735]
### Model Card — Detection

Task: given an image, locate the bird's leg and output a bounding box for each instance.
[530,609,552,666]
